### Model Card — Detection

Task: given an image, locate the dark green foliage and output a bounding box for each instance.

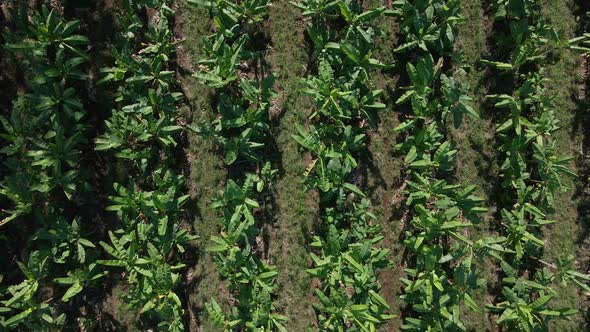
[483,1,590,330]
[188,0,286,330]
[392,1,487,330]
[290,0,395,330]
[0,5,102,330]
[95,1,194,330]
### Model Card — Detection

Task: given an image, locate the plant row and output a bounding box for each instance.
[291,1,395,330]
[484,0,590,330]
[391,1,488,330]
[0,5,103,330]
[95,1,194,331]
[187,0,286,330]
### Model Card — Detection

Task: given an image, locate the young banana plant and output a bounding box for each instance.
[195,34,245,88]
[0,251,65,330]
[189,0,283,329]
[393,1,489,330]
[206,165,286,330]
[188,0,272,26]
[293,123,364,195]
[0,107,34,224]
[290,0,341,18]
[293,2,394,330]
[486,261,578,331]
[484,1,590,329]
[99,231,187,331]
[0,5,99,330]
[3,6,89,201]
[392,0,462,55]
[94,1,194,330]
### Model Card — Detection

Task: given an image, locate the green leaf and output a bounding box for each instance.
[186,0,214,8]
[140,300,157,313]
[245,197,259,208]
[410,159,432,168]
[414,233,425,249]
[356,8,385,23]
[463,293,482,313]
[161,125,183,132]
[208,236,229,252]
[496,119,513,132]
[343,254,364,273]
[224,148,238,165]
[77,242,86,263]
[259,271,279,279]
[63,35,89,44]
[343,183,366,197]
[338,2,353,23]
[405,146,417,163]
[62,282,83,302]
[126,75,153,84]
[341,42,362,63]
[78,238,95,248]
[369,290,391,309]
[4,308,34,327]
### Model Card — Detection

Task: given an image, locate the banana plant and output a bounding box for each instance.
[486,69,576,210]
[392,1,490,330]
[491,0,535,20]
[532,139,577,207]
[483,1,590,329]
[205,268,287,331]
[97,86,182,157]
[305,192,393,330]
[400,175,487,331]
[2,6,89,201]
[104,175,193,254]
[571,13,590,53]
[293,1,394,330]
[194,34,245,88]
[27,129,83,199]
[553,255,590,293]
[4,6,89,59]
[93,1,194,330]
[206,164,286,330]
[141,15,177,60]
[32,217,96,265]
[293,124,366,197]
[188,0,272,26]
[499,206,549,261]
[99,231,187,331]
[0,5,99,330]
[207,295,287,332]
[98,231,154,279]
[191,12,276,165]
[392,0,462,55]
[0,251,65,330]
[440,73,479,127]
[290,0,340,18]
[0,133,33,225]
[337,2,387,27]
[211,77,275,164]
[401,254,482,331]
[397,55,438,115]
[302,58,385,127]
[53,263,107,302]
[487,261,578,331]
[483,0,575,72]
[189,0,283,328]
[397,54,479,128]
[327,15,391,75]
